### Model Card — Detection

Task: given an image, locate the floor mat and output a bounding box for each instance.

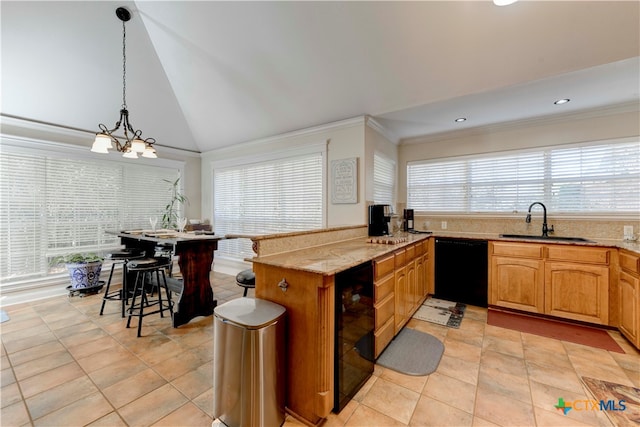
[487,309,624,353]
[376,327,444,376]
[412,297,466,328]
[581,376,640,425]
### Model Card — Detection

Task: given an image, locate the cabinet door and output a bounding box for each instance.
[415,255,426,306]
[394,265,407,333]
[406,260,417,316]
[544,262,609,324]
[490,256,544,313]
[619,270,639,347]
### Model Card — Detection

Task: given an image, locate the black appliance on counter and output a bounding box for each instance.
[368,204,391,236]
[434,238,488,307]
[334,261,374,412]
[403,209,414,231]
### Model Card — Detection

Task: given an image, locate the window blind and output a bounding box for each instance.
[214,151,325,260]
[373,153,395,205]
[407,139,640,215]
[0,145,181,286]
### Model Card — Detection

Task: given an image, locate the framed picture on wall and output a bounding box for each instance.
[331,157,358,204]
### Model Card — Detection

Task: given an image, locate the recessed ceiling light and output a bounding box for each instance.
[554,98,570,105]
[493,0,518,6]
[454,118,467,123]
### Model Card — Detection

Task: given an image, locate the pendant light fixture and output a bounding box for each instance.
[91,7,157,159]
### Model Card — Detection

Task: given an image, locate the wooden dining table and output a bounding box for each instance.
[110,230,225,328]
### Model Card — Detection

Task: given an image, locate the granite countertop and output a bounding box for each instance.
[249,230,640,275]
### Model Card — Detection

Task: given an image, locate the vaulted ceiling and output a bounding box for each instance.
[2,1,639,154]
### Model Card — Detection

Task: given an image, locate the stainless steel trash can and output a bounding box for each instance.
[213,298,286,427]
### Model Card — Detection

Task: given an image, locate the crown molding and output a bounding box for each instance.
[365,116,399,145]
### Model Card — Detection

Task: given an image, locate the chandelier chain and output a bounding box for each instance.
[122,19,127,109]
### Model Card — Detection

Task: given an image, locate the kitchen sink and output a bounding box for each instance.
[499,234,594,243]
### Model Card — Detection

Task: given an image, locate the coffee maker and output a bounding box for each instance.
[368,204,392,236]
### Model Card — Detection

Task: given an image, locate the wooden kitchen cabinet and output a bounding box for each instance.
[490,241,611,325]
[374,254,395,358]
[619,250,640,348]
[545,245,610,325]
[490,255,544,313]
[490,242,544,314]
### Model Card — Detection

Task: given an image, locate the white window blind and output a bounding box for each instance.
[407,139,640,215]
[214,151,325,260]
[373,152,395,205]
[0,145,181,286]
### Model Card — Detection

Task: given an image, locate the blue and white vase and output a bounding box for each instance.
[65,261,103,289]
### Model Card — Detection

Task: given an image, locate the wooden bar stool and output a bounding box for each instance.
[99,248,144,317]
[235,269,255,297]
[126,257,174,337]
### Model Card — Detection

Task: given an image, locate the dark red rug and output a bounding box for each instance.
[487,309,625,353]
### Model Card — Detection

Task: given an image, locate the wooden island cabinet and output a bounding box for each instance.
[249,230,431,425]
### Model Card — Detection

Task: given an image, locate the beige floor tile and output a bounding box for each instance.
[1,382,24,408]
[569,354,634,386]
[192,387,214,418]
[2,330,58,354]
[25,376,99,420]
[471,415,501,426]
[361,377,420,424]
[154,401,213,426]
[32,392,113,427]
[526,359,585,394]
[482,334,524,359]
[345,403,405,426]
[422,372,476,414]
[117,383,188,426]
[86,411,128,426]
[12,350,75,382]
[171,365,212,399]
[1,366,16,388]
[325,398,359,426]
[75,343,134,374]
[474,386,536,426]
[102,367,168,409]
[410,395,474,426]
[379,368,428,393]
[19,361,85,398]
[87,355,147,389]
[1,400,32,426]
[435,354,480,386]
[443,337,482,363]
[477,366,532,405]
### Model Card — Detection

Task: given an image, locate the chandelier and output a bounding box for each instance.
[91,7,157,159]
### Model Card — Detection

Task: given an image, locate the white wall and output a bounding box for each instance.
[364,118,398,209]
[201,117,368,227]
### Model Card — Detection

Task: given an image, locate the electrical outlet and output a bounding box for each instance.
[441,221,448,230]
[624,225,634,240]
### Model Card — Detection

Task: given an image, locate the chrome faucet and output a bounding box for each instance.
[526,202,554,237]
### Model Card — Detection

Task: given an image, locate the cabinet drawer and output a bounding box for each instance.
[492,242,543,258]
[547,245,610,265]
[620,251,640,275]
[405,244,415,260]
[395,249,406,267]
[375,274,394,301]
[375,293,395,330]
[375,254,395,280]
[415,241,425,256]
[374,317,395,358]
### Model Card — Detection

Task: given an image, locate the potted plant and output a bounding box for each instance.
[161,177,189,229]
[52,253,104,290]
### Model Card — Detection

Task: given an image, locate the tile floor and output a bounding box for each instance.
[1,271,639,427]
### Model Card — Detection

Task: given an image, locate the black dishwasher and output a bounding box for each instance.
[434,238,488,307]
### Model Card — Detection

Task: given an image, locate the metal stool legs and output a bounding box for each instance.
[126,261,174,337]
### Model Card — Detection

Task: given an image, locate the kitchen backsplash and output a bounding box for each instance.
[401,215,639,241]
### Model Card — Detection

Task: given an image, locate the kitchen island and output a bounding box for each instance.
[245,225,640,425]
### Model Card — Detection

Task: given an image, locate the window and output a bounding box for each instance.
[0,139,183,287]
[373,152,396,205]
[407,138,640,215]
[213,147,326,260]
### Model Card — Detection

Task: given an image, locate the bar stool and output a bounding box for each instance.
[154,242,175,277]
[126,257,174,337]
[99,248,144,317]
[235,269,255,297]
